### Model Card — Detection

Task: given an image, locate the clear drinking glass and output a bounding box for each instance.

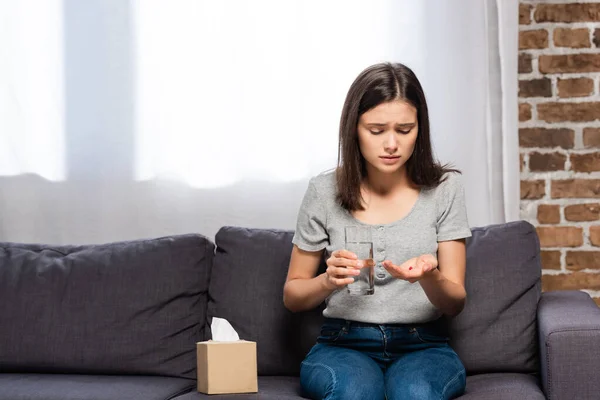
[344,226,375,295]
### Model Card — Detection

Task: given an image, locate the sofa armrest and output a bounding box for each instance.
[538,290,600,400]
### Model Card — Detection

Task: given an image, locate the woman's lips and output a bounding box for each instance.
[380,156,400,165]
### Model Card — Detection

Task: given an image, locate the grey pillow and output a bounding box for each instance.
[208,227,325,376]
[0,234,213,379]
[449,220,541,374]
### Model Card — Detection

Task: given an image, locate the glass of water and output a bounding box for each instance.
[344,226,375,295]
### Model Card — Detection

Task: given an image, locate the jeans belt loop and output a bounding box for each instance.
[343,320,351,332]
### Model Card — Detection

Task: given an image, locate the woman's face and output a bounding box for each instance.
[356,99,418,176]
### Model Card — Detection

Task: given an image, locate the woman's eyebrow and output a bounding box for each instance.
[364,122,416,127]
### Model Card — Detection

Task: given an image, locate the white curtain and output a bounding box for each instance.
[0,0,518,245]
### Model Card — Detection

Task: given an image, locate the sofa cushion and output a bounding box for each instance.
[459,373,545,399]
[0,234,213,378]
[449,221,541,374]
[172,374,546,400]
[0,374,195,400]
[208,227,325,376]
[172,376,303,399]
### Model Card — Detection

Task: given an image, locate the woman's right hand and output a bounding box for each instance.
[323,250,365,290]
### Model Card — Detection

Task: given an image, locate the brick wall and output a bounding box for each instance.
[519,1,600,306]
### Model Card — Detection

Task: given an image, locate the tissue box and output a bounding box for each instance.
[196,340,258,394]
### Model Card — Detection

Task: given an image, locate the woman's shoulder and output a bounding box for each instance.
[308,168,337,195]
[425,170,462,190]
[422,171,464,201]
[439,170,464,189]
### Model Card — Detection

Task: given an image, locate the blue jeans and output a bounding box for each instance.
[300,318,466,400]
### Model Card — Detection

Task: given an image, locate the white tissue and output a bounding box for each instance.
[211,317,240,341]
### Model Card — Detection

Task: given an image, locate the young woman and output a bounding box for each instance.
[283,62,471,400]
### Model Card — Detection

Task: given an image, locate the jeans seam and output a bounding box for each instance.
[440,368,465,400]
[413,328,448,344]
[302,361,338,396]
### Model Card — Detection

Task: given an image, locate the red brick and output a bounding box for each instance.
[538,204,561,224]
[557,78,594,98]
[519,53,533,74]
[520,30,549,50]
[519,103,532,122]
[590,226,600,246]
[541,250,562,270]
[571,152,600,172]
[537,102,600,123]
[564,203,600,222]
[519,78,552,98]
[529,152,566,172]
[519,128,574,149]
[542,272,600,291]
[535,4,600,23]
[537,226,583,247]
[539,54,600,73]
[520,4,532,25]
[594,28,600,47]
[521,180,546,200]
[583,128,600,148]
[551,179,600,198]
[566,251,600,271]
[553,28,591,48]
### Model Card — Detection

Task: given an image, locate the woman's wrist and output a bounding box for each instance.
[320,272,336,291]
[419,267,442,284]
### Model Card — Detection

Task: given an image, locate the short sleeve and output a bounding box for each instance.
[436,173,472,242]
[292,178,329,252]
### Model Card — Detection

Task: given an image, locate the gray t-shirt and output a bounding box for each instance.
[292,170,472,324]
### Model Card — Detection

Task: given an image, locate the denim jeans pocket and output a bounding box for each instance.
[317,322,347,343]
[413,326,450,344]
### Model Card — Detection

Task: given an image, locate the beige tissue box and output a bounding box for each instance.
[196,340,258,394]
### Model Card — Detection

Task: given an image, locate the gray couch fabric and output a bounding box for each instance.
[450,221,541,374]
[172,374,546,399]
[173,376,302,399]
[538,290,600,400]
[0,234,214,379]
[459,373,545,399]
[208,227,326,376]
[0,374,195,400]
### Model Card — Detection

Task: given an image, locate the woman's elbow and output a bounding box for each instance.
[447,293,467,317]
[283,283,300,313]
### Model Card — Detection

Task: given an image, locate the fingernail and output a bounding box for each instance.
[356,261,364,268]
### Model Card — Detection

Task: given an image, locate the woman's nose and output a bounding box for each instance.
[384,133,398,151]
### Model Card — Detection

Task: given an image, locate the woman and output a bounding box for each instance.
[283,62,471,400]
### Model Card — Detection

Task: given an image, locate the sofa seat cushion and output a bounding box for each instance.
[0,373,195,400]
[172,376,303,399]
[0,234,214,378]
[172,373,545,399]
[459,373,545,399]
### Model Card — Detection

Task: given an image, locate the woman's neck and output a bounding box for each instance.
[363,166,412,196]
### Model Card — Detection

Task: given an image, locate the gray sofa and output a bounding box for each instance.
[1,220,599,400]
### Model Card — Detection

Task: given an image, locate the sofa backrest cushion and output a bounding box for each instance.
[449,220,541,374]
[0,234,213,379]
[208,227,325,376]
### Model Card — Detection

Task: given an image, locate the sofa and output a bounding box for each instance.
[0,220,599,400]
